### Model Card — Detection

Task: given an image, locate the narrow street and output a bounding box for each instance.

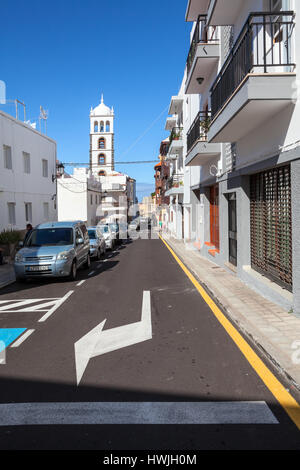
[0,237,299,450]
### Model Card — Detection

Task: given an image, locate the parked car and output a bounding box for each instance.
[128,218,140,239]
[109,223,120,244]
[87,226,106,260]
[140,216,151,229]
[14,221,90,282]
[98,224,115,250]
[119,222,128,240]
[129,217,140,230]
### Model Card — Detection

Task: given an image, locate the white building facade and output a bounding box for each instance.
[164,84,186,239]
[57,168,103,226]
[0,110,57,231]
[168,0,300,315]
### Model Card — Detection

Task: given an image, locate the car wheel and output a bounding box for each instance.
[69,261,77,281]
[84,254,91,269]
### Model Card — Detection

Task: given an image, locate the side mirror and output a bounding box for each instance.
[76,238,84,245]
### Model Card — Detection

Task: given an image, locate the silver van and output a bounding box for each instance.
[14,221,90,282]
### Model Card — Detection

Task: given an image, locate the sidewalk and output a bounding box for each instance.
[163,235,300,389]
[0,262,15,289]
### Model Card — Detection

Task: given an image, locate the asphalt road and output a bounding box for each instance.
[0,237,299,450]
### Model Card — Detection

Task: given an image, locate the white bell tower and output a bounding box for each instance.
[89,94,114,177]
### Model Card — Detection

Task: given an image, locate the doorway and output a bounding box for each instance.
[228,192,237,266]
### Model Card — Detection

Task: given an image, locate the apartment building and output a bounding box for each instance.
[0,109,57,231]
[164,87,186,239]
[177,0,300,314]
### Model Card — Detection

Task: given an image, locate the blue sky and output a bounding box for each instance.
[1,0,190,201]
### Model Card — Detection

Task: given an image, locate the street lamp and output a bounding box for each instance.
[52,162,65,182]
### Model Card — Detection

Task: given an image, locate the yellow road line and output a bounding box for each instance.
[160,235,300,431]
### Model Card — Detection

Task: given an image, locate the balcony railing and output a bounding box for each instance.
[187,111,211,152]
[210,11,295,119]
[169,127,183,145]
[186,15,219,75]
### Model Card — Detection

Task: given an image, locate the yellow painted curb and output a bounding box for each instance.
[160,235,300,431]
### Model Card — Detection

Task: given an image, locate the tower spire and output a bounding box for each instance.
[101,93,104,104]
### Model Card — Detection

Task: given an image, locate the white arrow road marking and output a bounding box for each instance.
[0,401,278,425]
[75,290,152,385]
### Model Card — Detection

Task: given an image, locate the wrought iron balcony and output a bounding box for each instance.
[187,111,211,152]
[186,15,219,76]
[210,11,295,119]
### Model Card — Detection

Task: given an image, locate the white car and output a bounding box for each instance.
[87,227,106,260]
[98,224,115,250]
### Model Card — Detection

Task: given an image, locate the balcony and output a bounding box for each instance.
[165,174,184,197]
[185,15,219,94]
[208,12,296,143]
[168,95,184,115]
[168,127,184,155]
[186,111,221,167]
[186,0,210,21]
[165,116,177,131]
[207,0,244,26]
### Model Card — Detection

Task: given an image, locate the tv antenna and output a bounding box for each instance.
[39,106,48,134]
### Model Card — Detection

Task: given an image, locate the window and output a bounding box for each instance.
[27,228,73,246]
[25,202,32,223]
[94,121,98,132]
[7,203,16,225]
[90,194,93,205]
[106,121,110,132]
[75,227,83,244]
[95,195,98,204]
[100,121,104,132]
[98,170,106,176]
[98,138,105,149]
[98,154,105,165]
[43,202,49,220]
[3,145,12,169]
[42,159,48,177]
[23,152,30,174]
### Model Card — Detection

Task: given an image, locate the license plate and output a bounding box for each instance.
[27,265,50,272]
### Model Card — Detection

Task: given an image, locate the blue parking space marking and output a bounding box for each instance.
[0,329,26,352]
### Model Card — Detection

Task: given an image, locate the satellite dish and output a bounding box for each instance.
[209,164,218,177]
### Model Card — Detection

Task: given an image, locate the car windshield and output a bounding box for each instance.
[98,225,109,234]
[88,230,96,239]
[25,228,73,247]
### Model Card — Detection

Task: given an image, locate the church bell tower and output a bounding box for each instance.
[89,94,114,177]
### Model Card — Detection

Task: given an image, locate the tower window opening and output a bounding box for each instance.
[98,170,106,176]
[94,121,98,132]
[100,121,104,132]
[98,154,106,165]
[106,121,110,132]
[98,137,105,149]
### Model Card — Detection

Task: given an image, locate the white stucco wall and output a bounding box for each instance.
[0,110,57,231]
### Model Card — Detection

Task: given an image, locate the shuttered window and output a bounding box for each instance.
[250,165,292,291]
